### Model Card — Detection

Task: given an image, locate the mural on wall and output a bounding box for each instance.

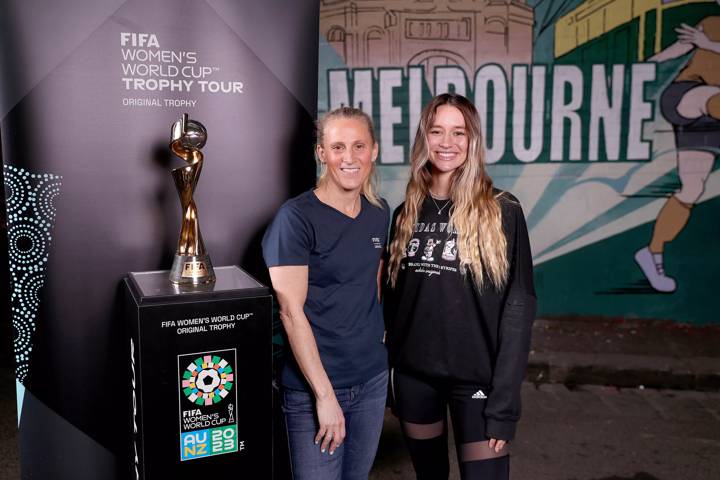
[318,0,720,324]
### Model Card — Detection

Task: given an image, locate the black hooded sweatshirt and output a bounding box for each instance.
[384,191,537,441]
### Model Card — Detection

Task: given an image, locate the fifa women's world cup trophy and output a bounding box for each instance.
[168,113,216,285]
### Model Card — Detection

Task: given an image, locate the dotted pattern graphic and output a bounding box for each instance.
[4,165,62,383]
[182,355,234,406]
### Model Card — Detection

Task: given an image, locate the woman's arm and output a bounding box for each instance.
[648,40,693,63]
[268,265,345,454]
[648,22,720,62]
[484,200,537,447]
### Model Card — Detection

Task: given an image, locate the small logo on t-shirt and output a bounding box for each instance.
[471,389,487,399]
[421,239,441,261]
[406,238,420,257]
[371,237,383,249]
[441,238,457,261]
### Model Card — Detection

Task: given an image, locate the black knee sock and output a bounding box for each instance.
[404,435,449,480]
[460,455,509,480]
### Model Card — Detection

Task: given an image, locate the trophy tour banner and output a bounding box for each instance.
[0,0,318,478]
[318,0,720,324]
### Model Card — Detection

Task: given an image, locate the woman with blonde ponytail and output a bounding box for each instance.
[384,93,536,480]
[263,107,389,479]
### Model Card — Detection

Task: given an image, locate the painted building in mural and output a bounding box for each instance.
[319,0,720,324]
[320,0,533,80]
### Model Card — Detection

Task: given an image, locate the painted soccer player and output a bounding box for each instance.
[385,94,536,480]
[636,8,720,292]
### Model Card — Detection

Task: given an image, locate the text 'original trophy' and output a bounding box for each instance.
[169,113,216,285]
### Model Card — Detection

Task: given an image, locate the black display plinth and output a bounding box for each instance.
[125,265,272,479]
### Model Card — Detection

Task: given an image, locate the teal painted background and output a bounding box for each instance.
[318,0,720,324]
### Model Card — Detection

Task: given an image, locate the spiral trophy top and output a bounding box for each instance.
[168,113,215,285]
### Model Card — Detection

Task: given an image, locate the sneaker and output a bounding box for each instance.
[634,247,677,292]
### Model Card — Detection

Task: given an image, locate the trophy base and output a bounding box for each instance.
[169,254,216,285]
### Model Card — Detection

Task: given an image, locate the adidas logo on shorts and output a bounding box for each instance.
[471,389,487,399]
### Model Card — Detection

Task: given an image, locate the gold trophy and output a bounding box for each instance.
[168,113,216,285]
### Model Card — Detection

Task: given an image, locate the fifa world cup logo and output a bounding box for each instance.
[169,113,216,285]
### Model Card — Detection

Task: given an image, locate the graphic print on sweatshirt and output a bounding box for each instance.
[403,220,459,278]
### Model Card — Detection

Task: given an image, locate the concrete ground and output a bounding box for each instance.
[1,379,718,479]
[370,383,720,480]
[527,317,720,390]
[2,316,719,479]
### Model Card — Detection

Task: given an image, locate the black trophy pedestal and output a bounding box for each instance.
[124,265,272,479]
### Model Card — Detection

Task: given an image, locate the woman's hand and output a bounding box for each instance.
[315,393,346,455]
[488,438,507,453]
[676,24,716,52]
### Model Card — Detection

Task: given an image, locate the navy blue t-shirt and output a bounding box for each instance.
[262,190,389,390]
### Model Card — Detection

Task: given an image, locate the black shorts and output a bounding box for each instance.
[660,81,720,151]
[392,369,491,443]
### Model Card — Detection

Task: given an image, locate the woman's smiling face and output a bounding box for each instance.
[426,105,468,176]
[316,117,378,194]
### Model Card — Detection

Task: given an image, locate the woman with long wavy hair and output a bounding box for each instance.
[384,93,536,480]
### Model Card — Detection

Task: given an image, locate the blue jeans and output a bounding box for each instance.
[283,370,388,480]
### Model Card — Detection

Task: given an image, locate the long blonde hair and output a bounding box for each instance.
[316,106,382,208]
[387,94,508,289]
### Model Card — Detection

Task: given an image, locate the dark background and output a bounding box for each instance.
[1,1,318,478]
